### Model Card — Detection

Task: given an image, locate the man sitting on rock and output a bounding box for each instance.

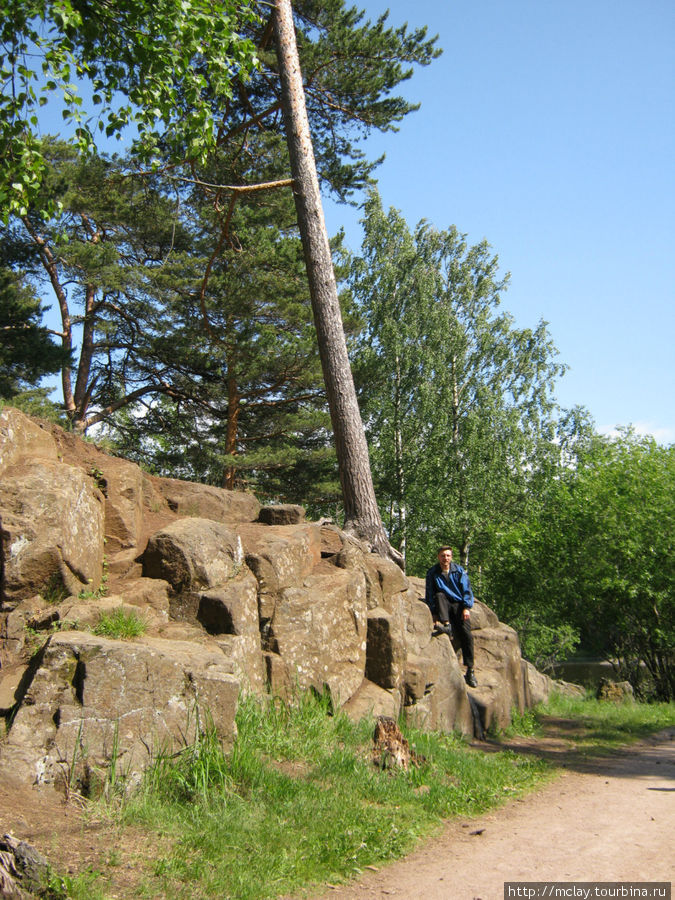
[425,545,478,688]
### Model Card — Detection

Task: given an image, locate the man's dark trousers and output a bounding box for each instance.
[434,592,474,668]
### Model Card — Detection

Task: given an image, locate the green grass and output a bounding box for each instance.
[66,689,673,900]
[45,867,109,900]
[119,691,550,899]
[92,607,147,640]
[534,690,675,752]
[41,572,70,605]
[501,705,542,738]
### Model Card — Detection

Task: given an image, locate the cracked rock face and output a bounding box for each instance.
[264,567,368,705]
[2,631,239,791]
[0,462,105,606]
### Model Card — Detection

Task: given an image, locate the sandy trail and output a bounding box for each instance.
[307,729,675,900]
[1,725,673,899]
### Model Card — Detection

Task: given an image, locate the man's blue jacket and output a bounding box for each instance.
[425,562,474,615]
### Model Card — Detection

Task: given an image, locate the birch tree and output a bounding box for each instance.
[350,191,567,574]
[0,0,259,220]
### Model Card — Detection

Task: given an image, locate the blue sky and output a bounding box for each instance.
[31,1,674,442]
[323,0,675,442]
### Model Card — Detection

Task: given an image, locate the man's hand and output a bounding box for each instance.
[462,608,471,621]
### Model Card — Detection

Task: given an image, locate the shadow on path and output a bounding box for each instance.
[477,720,675,780]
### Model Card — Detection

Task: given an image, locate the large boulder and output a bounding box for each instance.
[43,423,153,557]
[403,590,527,734]
[241,524,322,617]
[465,620,527,732]
[142,517,243,593]
[1,631,239,790]
[1,462,105,606]
[257,504,305,526]
[401,627,474,736]
[523,659,555,707]
[0,408,58,475]
[141,519,266,693]
[264,567,368,705]
[355,578,474,737]
[332,541,408,612]
[151,477,260,525]
[597,678,635,703]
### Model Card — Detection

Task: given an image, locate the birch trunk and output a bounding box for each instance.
[273,0,401,566]
[393,351,407,565]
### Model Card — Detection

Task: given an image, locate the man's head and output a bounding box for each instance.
[437,546,453,569]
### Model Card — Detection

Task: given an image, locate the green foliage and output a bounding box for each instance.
[38,690,669,898]
[348,189,570,574]
[0,264,69,398]
[92,607,147,640]
[2,140,201,428]
[22,624,49,658]
[0,0,260,220]
[41,572,70,605]
[2,2,439,510]
[502,707,542,738]
[486,430,675,700]
[145,710,235,804]
[97,155,344,503]
[2,0,439,217]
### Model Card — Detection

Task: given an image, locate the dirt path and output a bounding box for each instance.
[1,726,673,898]
[308,728,675,900]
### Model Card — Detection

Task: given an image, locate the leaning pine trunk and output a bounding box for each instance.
[273,0,401,566]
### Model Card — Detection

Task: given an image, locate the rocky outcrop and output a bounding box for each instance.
[152,476,261,525]
[0,461,105,604]
[0,407,560,792]
[2,631,239,791]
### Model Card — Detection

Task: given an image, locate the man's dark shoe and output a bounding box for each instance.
[432,622,453,637]
[465,668,478,688]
